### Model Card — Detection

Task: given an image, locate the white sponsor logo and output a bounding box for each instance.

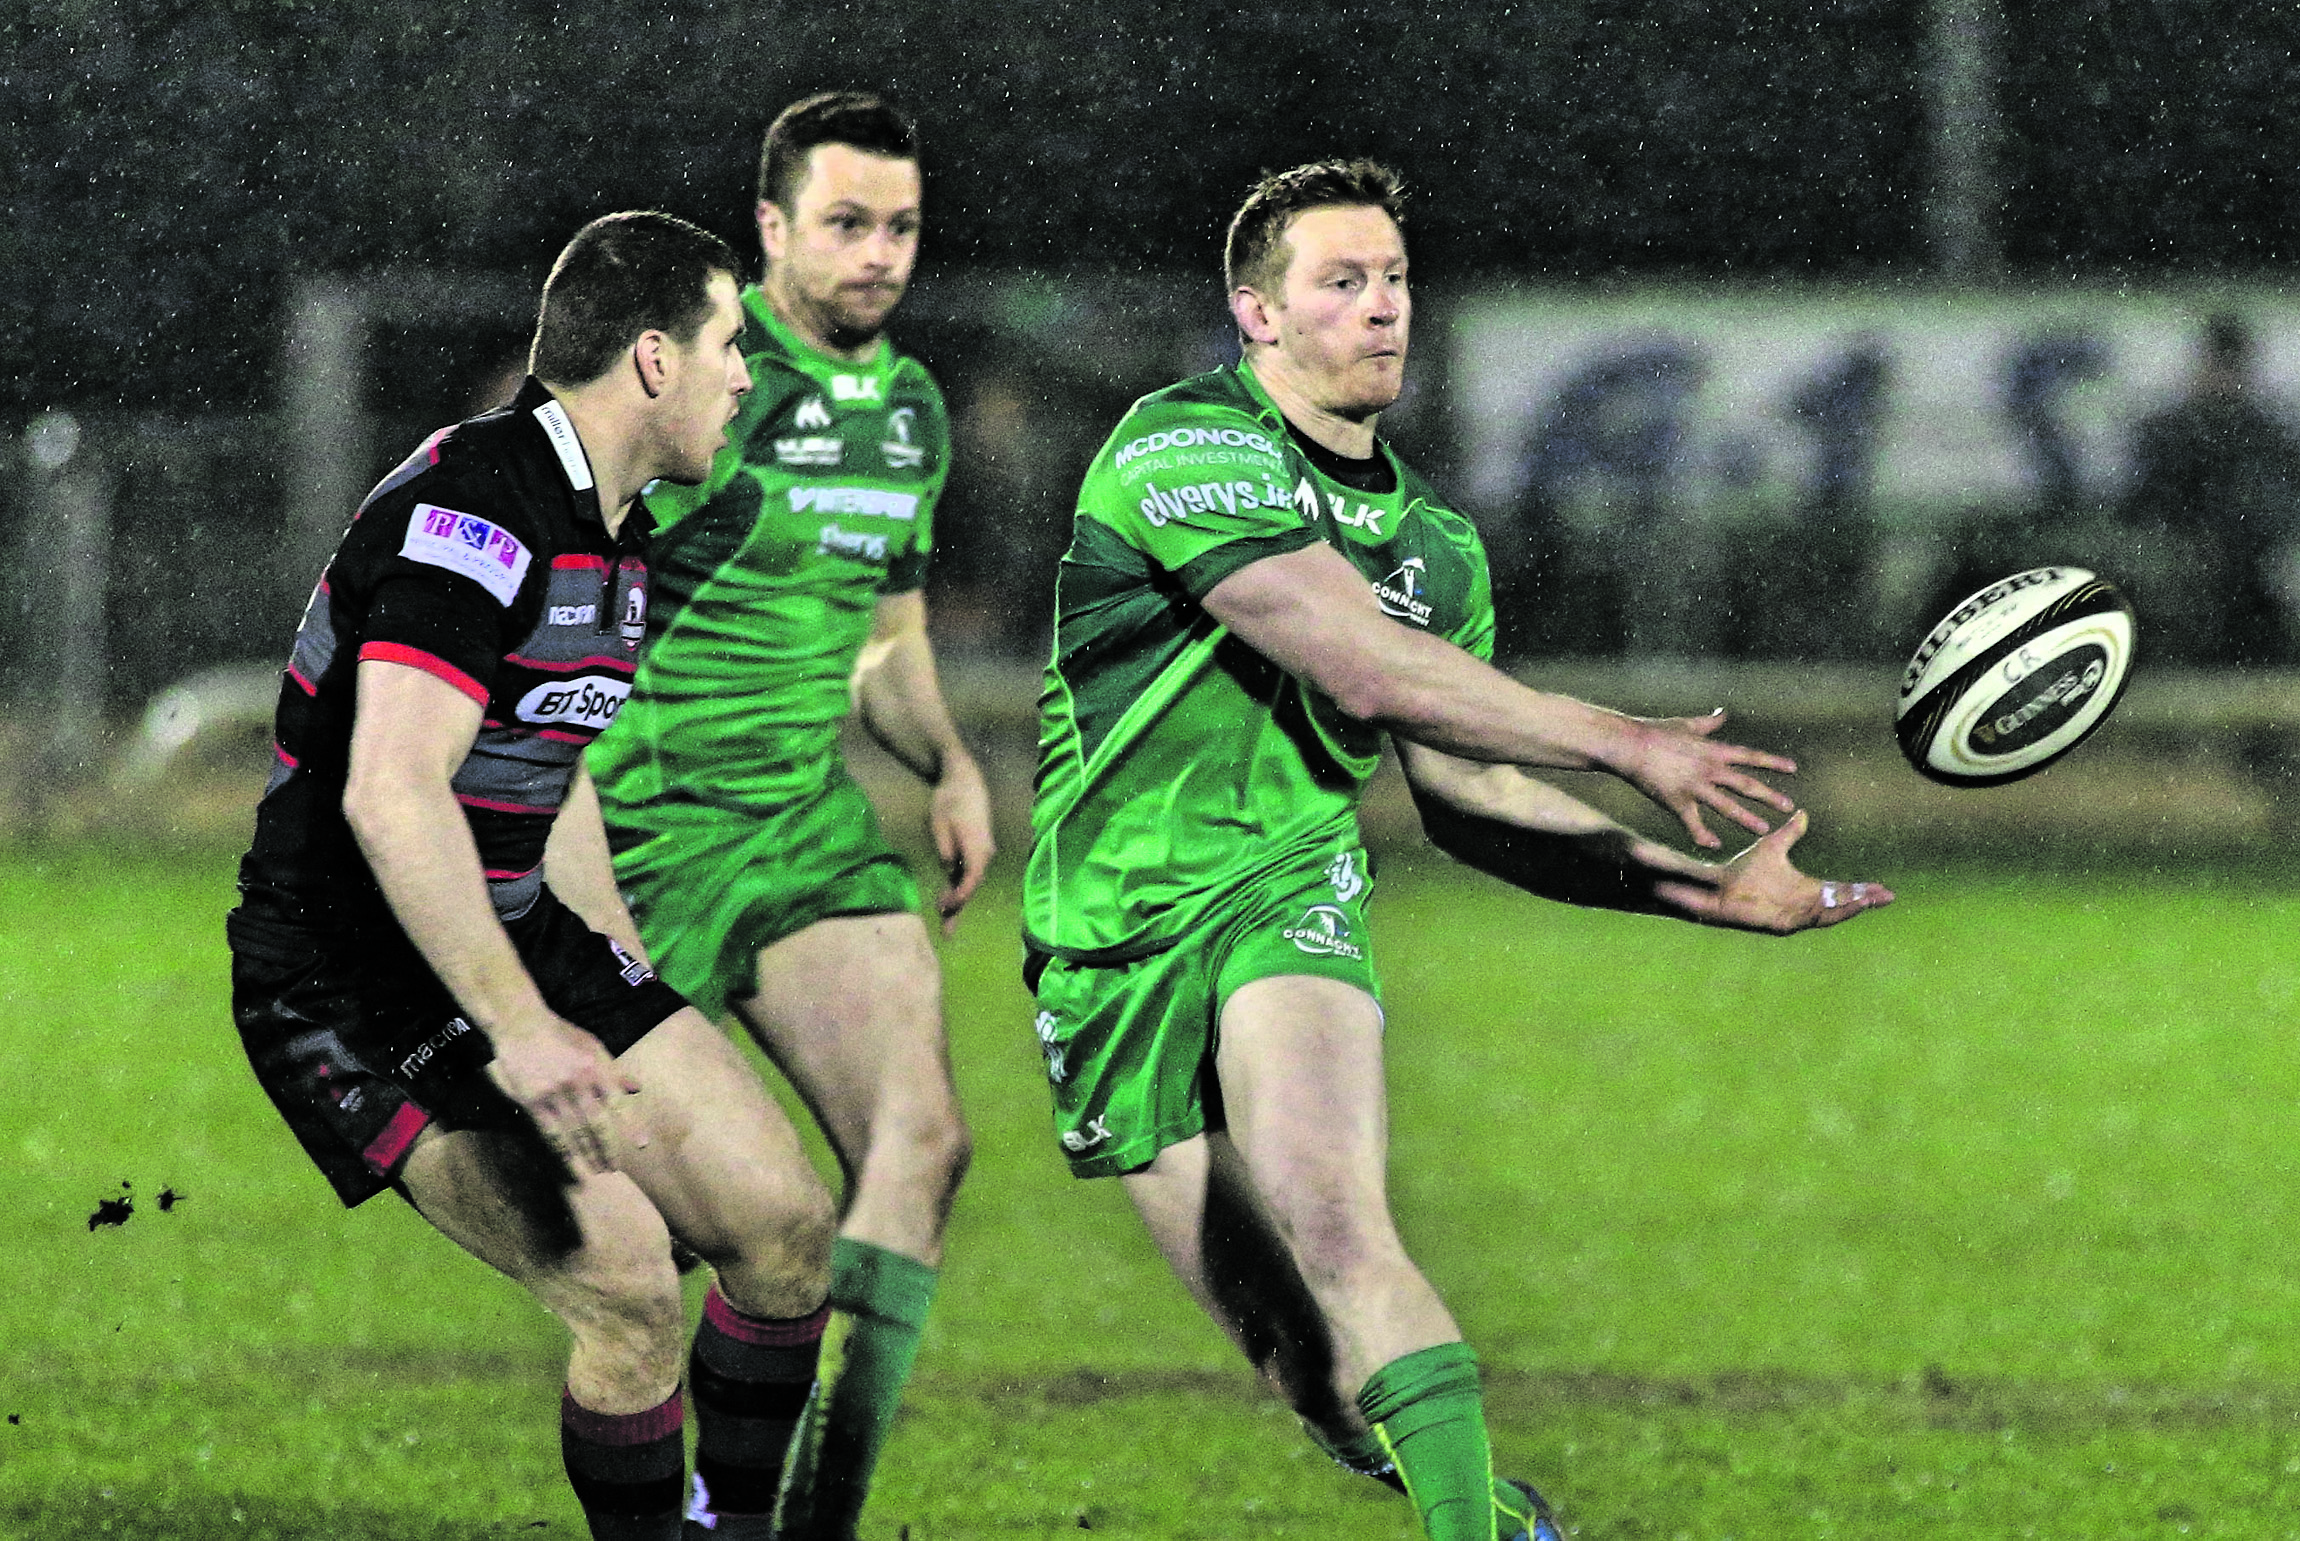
[547,603,598,627]
[818,523,889,562]
[1326,850,1365,903]
[1034,1009,1066,1083]
[881,407,925,469]
[619,585,646,644]
[1327,489,1388,535]
[401,504,533,606]
[794,395,833,430]
[1295,476,1322,523]
[1113,424,1275,469]
[831,374,883,403]
[1374,557,1433,625]
[531,400,596,491]
[1135,477,1288,528]
[607,940,656,987]
[515,673,631,729]
[774,436,844,466]
[790,486,919,520]
[1060,1115,1112,1153]
[399,1016,476,1079]
[1283,904,1364,959]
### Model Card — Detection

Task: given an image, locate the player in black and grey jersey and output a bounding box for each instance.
[229,213,842,1541]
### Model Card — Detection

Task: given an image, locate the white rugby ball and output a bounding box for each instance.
[1895,567,2137,787]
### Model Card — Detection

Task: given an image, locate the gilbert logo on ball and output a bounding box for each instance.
[1896,567,2137,786]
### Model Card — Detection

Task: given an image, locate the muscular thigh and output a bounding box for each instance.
[735,911,954,1169]
[614,1010,834,1287]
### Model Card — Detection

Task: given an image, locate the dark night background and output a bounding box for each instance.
[10,1,2296,415]
[3,0,2297,699]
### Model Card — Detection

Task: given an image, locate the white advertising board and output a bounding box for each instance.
[1452,286,2300,528]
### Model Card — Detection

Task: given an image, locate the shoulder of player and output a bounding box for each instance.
[1094,369,1286,477]
[340,431,560,603]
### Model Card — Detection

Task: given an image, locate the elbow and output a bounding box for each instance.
[340,772,386,851]
[1319,659,1399,725]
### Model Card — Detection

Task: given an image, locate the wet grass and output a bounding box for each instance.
[7,841,2300,1537]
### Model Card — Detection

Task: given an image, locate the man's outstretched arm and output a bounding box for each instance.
[1203,540,1796,848]
[1397,741,1892,933]
[853,589,995,927]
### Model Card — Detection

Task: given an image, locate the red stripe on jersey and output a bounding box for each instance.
[361,1102,432,1175]
[483,863,541,881]
[455,793,553,816]
[506,652,639,675]
[553,553,611,572]
[358,642,489,706]
[286,662,317,695]
[273,743,299,769]
[535,728,593,744]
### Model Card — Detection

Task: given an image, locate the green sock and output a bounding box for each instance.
[772,1238,938,1539]
[1304,1418,1408,1493]
[1358,1343,1496,1541]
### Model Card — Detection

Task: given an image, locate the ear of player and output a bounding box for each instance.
[1895,566,2139,787]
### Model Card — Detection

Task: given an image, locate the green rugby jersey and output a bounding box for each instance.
[1025,361,1495,961]
[591,287,949,811]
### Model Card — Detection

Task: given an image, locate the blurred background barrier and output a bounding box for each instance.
[14,649,2292,861]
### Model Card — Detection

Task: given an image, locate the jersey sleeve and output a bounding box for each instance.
[1446,524,1498,664]
[881,369,948,596]
[1078,400,1319,600]
[355,491,539,706]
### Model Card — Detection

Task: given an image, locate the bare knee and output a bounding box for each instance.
[556,1253,689,1404]
[673,1160,836,1320]
[1277,1199,1407,1296]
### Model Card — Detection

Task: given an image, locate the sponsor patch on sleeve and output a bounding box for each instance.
[400,504,534,606]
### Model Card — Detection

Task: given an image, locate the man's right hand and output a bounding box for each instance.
[1615,709,1800,849]
[484,1015,645,1179]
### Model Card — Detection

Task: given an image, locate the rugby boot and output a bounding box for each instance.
[1494,1476,1563,1541]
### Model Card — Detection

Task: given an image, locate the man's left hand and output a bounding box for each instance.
[1653,810,1894,933]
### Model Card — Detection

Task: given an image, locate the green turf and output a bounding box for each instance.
[6,841,2300,1537]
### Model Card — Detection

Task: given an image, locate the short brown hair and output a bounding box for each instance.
[1224,159,1407,296]
[528,212,738,386]
[757,91,920,210]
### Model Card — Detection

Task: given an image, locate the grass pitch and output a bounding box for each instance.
[5,840,2300,1538]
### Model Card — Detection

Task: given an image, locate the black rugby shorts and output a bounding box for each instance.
[227,887,689,1207]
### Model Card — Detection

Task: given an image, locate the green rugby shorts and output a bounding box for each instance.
[1028,846,1380,1179]
[603,766,920,1020]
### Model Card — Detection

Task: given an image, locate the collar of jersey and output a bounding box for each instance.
[1234,356,1402,488]
[512,374,611,528]
[742,284,893,383]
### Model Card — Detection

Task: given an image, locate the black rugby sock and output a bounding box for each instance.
[560,1386,685,1541]
[687,1285,826,1535]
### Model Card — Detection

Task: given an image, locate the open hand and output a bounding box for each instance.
[1654,809,1895,933]
[1621,709,1799,849]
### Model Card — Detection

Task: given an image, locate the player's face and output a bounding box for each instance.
[759,144,922,349]
[655,272,751,485]
[1266,205,1411,419]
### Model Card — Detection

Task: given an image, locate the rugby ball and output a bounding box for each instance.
[1895,567,2137,787]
